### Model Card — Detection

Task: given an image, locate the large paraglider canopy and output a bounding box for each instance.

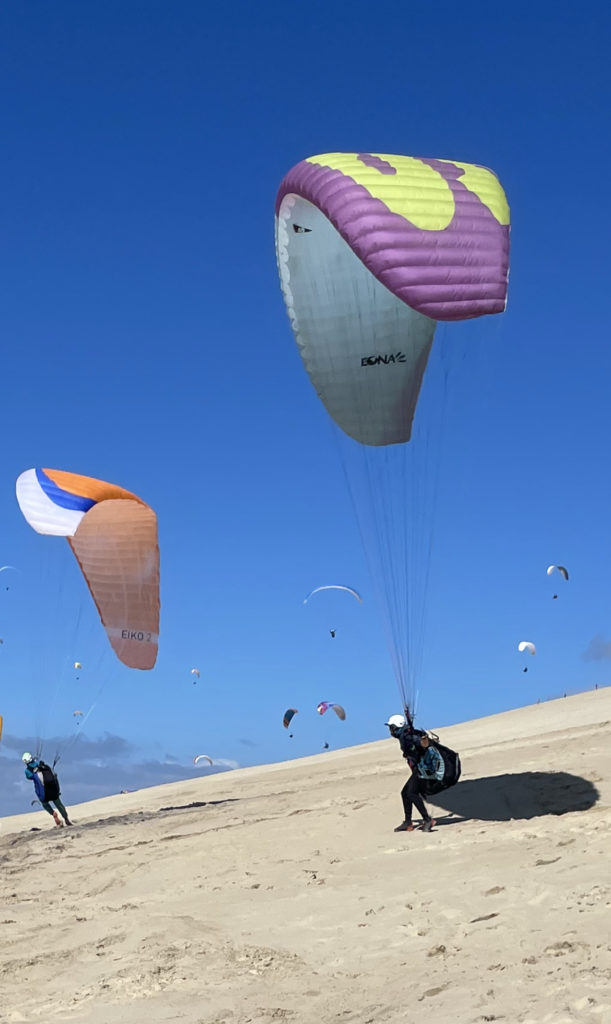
[16,468,160,670]
[276,153,510,716]
[276,152,509,444]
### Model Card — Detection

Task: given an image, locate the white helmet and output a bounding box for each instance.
[385,714,406,729]
[22,752,34,763]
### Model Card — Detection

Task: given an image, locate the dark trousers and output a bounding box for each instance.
[401,773,430,823]
[41,797,69,821]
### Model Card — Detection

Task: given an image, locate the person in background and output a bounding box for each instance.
[22,753,73,827]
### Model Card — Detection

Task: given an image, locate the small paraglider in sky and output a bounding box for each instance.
[0,565,18,591]
[303,585,362,605]
[303,587,361,638]
[547,564,569,599]
[73,710,84,723]
[316,701,346,720]
[518,640,536,672]
[74,660,82,680]
[283,707,298,737]
[191,668,200,684]
[193,754,213,766]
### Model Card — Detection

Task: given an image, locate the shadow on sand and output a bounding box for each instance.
[429,771,599,822]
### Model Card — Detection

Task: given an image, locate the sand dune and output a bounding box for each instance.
[1,689,610,1024]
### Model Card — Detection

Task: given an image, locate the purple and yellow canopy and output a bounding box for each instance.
[275,152,510,446]
[276,152,509,321]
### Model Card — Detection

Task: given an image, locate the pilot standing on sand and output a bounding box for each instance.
[385,715,441,833]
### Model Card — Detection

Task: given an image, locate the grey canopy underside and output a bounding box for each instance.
[276,195,437,447]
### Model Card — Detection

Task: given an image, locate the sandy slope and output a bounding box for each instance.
[1,690,610,1024]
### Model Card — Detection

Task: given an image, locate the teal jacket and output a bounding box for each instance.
[24,759,41,781]
[416,745,444,782]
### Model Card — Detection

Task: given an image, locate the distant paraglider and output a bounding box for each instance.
[193,754,213,766]
[0,565,18,591]
[316,701,346,721]
[191,668,200,684]
[547,564,569,599]
[283,707,298,737]
[303,585,362,605]
[547,565,569,581]
[73,710,84,722]
[303,586,362,639]
[518,640,536,671]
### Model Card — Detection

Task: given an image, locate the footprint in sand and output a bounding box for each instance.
[418,983,450,1001]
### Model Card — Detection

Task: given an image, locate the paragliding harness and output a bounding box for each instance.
[401,708,461,794]
[420,732,461,796]
[32,761,60,803]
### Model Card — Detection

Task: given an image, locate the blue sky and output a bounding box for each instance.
[1,2,611,815]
